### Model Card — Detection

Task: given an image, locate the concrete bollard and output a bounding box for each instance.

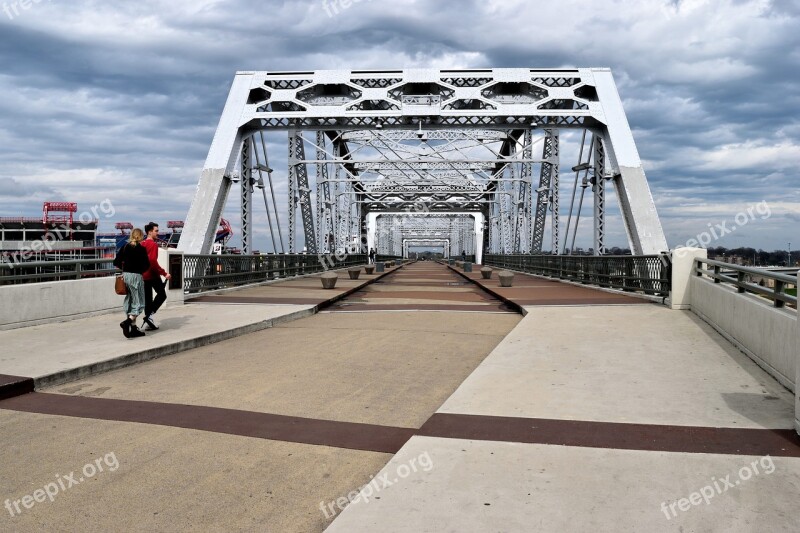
[481,267,492,279]
[375,262,385,273]
[321,272,338,289]
[463,262,472,272]
[498,271,514,287]
[348,267,361,280]
[364,265,375,275]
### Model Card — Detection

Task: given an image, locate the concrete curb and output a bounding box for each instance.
[316,262,406,311]
[0,263,409,397]
[31,307,317,390]
[442,263,526,316]
[0,374,35,401]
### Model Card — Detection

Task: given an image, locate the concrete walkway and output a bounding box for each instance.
[1,260,798,531]
[328,261,517,312]
[0,261,520,531]
[0,263,401,393]
[326,303,800,532]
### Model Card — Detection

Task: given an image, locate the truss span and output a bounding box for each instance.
[179,68,668,262]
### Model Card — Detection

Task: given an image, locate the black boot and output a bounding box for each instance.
[129,325,146,338]
[120,318,132,338]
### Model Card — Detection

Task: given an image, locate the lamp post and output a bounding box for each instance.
[789,242,792,267]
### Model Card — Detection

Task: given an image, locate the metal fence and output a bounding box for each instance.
[694,258,797,309]
[183,253,367,293]
[0,258,116,285]
[483,254,671,296]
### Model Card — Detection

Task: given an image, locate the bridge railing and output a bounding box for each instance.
[483,254,671,296]
[183,253,367,294]
[694,258,797,309]
[0,258,116,285]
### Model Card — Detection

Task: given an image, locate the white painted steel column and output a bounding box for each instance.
[179,73,254,254]
[593,68,668,255]
[473,213,484,265]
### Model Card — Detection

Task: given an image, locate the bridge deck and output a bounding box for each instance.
[0,261,798,531]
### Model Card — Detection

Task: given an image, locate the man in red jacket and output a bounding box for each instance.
[142,222,172,330]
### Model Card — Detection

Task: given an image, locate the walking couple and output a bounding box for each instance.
[113,222,172,338]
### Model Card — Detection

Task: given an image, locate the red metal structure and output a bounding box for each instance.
[115,222,134,234]
[42,202,78,225]
[42,201,78,239]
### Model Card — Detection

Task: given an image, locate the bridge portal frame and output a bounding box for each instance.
[179,68,668,257]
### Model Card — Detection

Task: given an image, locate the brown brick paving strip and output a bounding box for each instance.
[3,394,799,457]
[187,264,403,308]
[447,263,653,307]
[328,262,517,313]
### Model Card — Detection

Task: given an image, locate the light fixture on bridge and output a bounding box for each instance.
[417,121,428,142]
[571,162,592,172]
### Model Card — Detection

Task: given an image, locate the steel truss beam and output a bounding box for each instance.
[532,129,559,253]
[288,130,317,253]
[180,68,668,257]
[593,135,607,255]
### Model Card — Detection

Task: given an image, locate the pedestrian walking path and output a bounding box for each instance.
[326,270,800,532]
[0,261,520,531]
[328,261,517,312]
[0,262,401,393]
[0,260,798,531]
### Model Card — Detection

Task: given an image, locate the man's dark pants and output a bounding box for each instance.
[144,277,167,317]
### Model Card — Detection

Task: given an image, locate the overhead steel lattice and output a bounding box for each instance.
[179,68,668,262]
[375,214,476,257]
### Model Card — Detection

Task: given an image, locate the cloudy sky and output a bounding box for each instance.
[0,0,797,252]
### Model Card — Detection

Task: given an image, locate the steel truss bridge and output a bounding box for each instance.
[179,69,668,263]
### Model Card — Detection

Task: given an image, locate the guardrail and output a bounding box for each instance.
[183,253,367,294]
[0,258,116,285]
[483,254,671,296]
[694,258,797,309]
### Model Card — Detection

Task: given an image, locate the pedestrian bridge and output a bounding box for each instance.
[0,67,797,531]
[0,256,797,531]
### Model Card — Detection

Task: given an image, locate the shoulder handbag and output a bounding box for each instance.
[114,244,127,295]
[115,274,127,295]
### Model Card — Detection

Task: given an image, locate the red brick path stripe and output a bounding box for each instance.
[2,393,799,457]
[0,393,415,454]
[418,413,800,457]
